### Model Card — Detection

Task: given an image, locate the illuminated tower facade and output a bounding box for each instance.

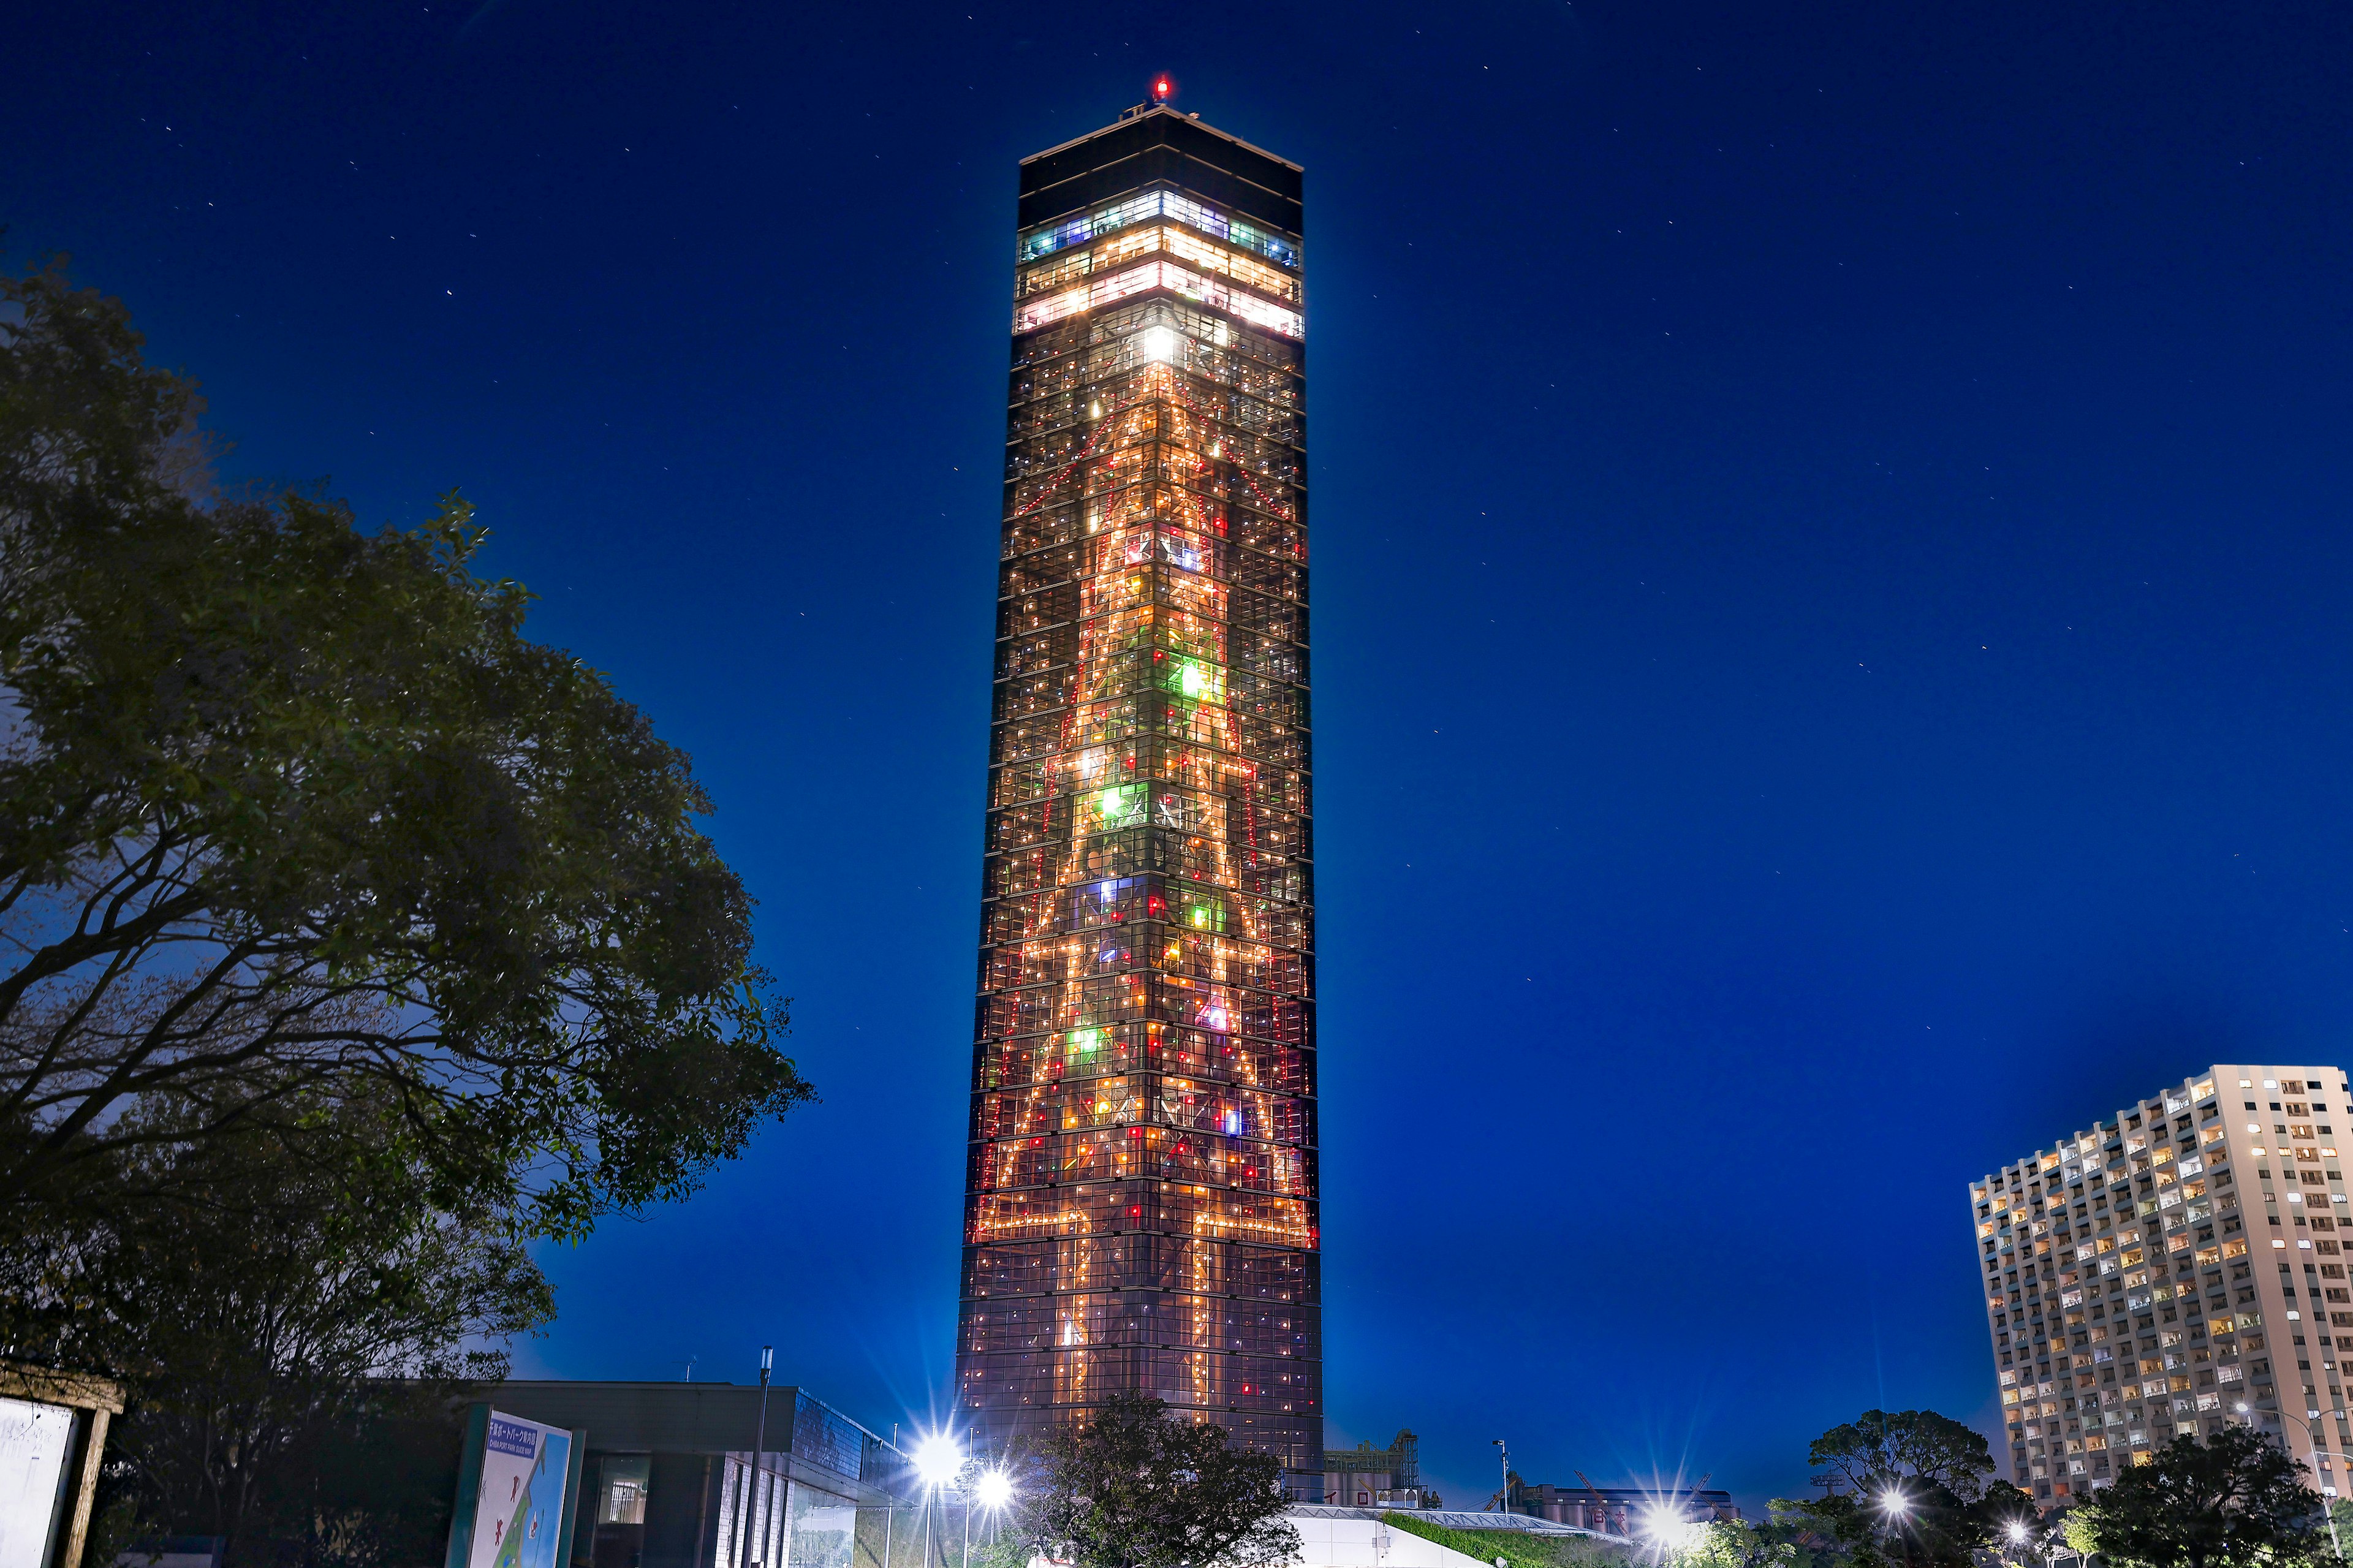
[958,94,1320,1488]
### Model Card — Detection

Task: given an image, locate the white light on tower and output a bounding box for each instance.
[1141,325,1178,362]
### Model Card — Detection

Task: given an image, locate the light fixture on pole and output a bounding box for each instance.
[973,1465,1015,1558]
[1493,1439,1510,1514]
[741,1346,775,1568]
[913,1432,964,1568]
[1640,1505,1701,1557]
[1876,1486,1911,1552]
[914,1434,966,1488]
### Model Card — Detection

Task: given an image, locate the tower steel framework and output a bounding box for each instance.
[956,99,1320,1489]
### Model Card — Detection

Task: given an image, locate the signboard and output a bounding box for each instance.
[445,1409,577,1568]
[0,1398,75,1568]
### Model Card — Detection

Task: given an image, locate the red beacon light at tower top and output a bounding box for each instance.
[1150,73,1176,104]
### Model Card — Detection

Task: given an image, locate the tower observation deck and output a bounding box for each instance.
[956,98,1320,1490]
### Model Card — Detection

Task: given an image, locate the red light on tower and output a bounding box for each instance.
[1151,74,1176,103]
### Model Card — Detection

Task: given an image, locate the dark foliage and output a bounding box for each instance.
[1,257,813,1563]
[1012,1394,1298,1568]
[1379,1511,1637,1568]
[55,1083,550,1564]
[1778,1409,2031,1568]
[0,256,813,1338]
[2074,1427,2325,1568]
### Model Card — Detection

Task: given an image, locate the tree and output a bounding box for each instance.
[1013,1394,1300,1568]
[0,259,813,1353]
[1779,1410,2027,1568]
[1807,1410,1996,1499]
[1681,1517,1799,1568]
[2072,1428,2324,1568]
[55,1078,551,1564]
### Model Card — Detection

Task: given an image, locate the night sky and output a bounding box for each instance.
[9,0,2353,1516]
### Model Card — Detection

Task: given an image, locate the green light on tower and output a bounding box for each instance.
[1096,785,1140,825]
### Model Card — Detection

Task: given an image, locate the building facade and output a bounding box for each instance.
[476,1382,917,1568]
[953,95,1320,1488]
[1506,1483,1737,1533]
[1973,1064,2353,1502]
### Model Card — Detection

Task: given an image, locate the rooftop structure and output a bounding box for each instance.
[1324,1430,1430,1509]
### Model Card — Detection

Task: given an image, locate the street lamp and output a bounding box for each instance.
[1640,1507,1701,1559]
[2001,1515,2055,1568]
[910,1433,964,1568]
[1493,1440,1510,1514]
[740,1347,775,1568]
[945,1455,1007,1568]
[2238,1402,2346,1566]
[972,1468,1016,1562]
[1871,1486,1913,1568]
[914,1434,966,1490]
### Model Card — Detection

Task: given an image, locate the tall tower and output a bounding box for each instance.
[957,92,1320,1488]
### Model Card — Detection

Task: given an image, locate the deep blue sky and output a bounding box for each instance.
[9,0,2353,1514]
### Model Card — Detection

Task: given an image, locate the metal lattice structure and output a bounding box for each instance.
[957,101,1320,1487]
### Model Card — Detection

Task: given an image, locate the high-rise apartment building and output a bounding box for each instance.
[1974,1064,2353,1503]
[955,91,1320,1489]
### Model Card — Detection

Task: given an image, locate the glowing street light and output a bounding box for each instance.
[1639,1508,1702,1556]
[974,1470,1015,1511]
[906,1431,970,1568]
[914,1433,965,1490]
[1878,1489,1911,1519]
[2006,1521,2032,1545]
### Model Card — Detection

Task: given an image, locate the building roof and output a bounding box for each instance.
[1020,104,1301,175]
[1015,104,1302,235]
[1523,1483,1734,1504]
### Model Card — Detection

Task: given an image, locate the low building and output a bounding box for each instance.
[1508,1483,1737,1533]
[1323,1430,1432,1509]
[477,1381,919,1568]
